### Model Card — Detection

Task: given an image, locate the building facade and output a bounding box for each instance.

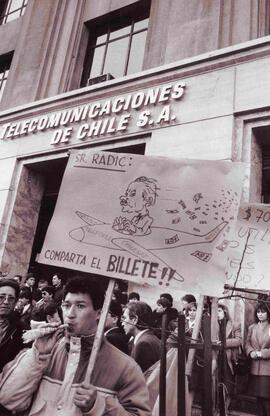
[0,0,270,309]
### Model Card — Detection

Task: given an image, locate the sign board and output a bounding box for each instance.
[226,203,270,290]
[38,150,244,296]
[0,81,186,147]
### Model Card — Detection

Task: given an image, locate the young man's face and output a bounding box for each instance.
[62,292,99,337]
[26,277,35,287]
[0,286,16,318]
[52,275,61,287]
[42,290,53,303]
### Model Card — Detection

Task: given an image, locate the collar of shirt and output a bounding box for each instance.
[134,329,149,345]
[104,326,118,336]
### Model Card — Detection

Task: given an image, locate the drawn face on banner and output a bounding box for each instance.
[120,181,149,214]
[120,177,158,214]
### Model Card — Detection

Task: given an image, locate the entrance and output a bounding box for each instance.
[28,143,146,283]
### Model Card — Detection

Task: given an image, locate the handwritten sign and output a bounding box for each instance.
[226,204,270,290]
[38,150,244,296]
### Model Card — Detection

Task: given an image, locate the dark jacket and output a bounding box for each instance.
[0,314,24,372]
[131,329,161,372]
[245,321,270,376]
[105,326,129,354]
[53,285,64,306]
[153,307,178,339]
[0,314,24,415]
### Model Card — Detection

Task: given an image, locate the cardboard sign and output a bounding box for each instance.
[226,204,270,290]
[38,150,244,296]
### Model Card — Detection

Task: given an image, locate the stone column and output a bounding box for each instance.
[0,165,45,277]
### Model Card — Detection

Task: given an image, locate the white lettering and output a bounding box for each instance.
[77,124,88,140]
[88,103,101,118]
[117,114,130,131]
[172,82,186,99]
[156,105,171,124]
[158,84,172,102]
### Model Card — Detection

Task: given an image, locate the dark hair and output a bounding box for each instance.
[38,278,49,284]
[25,272,35,281]
[160,293,173,306]
[43,301,63,322]
[125,301,153,330]
[217,303,230,321]
[181,294,196,304]
[64,275,104,310]
[254,302,270,322]
[109,300,123,326]
[0,279,20,299]
[109,300,123,318]
[13,274,22,282]
[31,307,46,322]
[19,289,32,302]
[42,286,55,296]
[157,297,171,308]
[128,292,140,301]
[52,273,62,281]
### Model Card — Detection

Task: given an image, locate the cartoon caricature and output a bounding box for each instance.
[112,176,159,236]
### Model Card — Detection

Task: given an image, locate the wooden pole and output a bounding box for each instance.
[159,313,168,416]
[85,278,115,382]
[177,312,186,416]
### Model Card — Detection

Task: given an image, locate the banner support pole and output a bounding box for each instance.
[85,278,116,383]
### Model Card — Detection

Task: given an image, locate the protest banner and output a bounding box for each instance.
[226,203,270,290]
[38,150,244,296]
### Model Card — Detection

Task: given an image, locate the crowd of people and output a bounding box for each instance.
[0,271,269,415]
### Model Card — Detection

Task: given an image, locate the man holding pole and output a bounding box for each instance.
[0,275,151,415]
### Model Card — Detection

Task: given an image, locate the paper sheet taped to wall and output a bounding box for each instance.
[38,150,245,296]
[226,203,270,291]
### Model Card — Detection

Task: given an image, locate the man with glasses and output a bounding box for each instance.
[0,275,151,416]
[0,279,23,373]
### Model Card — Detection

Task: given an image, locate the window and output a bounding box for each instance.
[0,0,28,25]
[262,146,270,203]
[0,54,12,101]
[81,2,150,86]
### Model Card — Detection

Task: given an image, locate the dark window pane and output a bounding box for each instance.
[103,37,129,78]
[0,69,9,101]
[90,45,106,78]
[127,31,147,75]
